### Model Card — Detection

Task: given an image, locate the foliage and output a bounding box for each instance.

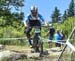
[0,17,75,45]
[53,17,75,38]
[62,10,68,22]
[67,0,74,17]
[0,0,24,10]
[0,16,24,38]
[51,7,61,23]
[0,0,24,21]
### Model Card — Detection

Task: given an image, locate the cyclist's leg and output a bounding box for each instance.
[25,27,32,46]
[34,21,41,52]
[48,35,53,48]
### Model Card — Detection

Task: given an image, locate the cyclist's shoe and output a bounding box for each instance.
[30,45,33,48]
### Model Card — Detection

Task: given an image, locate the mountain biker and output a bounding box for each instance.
[46,24,55,48]
[54,29,61,47]
[24,5,45,47]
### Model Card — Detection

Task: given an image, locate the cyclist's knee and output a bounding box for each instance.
[24,28,31,38]
[26,32,31,38]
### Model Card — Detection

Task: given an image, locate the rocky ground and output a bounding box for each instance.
[0,44,71,61]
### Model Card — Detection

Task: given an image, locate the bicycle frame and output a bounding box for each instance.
[32,26,43,55]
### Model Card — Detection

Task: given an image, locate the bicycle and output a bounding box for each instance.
[32,26,43,56]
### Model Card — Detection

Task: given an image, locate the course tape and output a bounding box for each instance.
[0,37,67,45]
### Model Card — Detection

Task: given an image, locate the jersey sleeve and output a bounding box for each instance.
[38,14,44,22]
[25,14,31,25]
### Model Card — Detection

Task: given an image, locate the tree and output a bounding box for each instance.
[67,0,74,17]
[0,0,24,18]
[62,10,68,22]
[51,7,61,23]
[0,0,24,27]
[0,0,24,10]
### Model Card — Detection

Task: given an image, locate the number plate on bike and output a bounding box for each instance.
[35,28,40,33]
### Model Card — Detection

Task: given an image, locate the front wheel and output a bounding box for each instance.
[33,35,43,53]
[33,35,40,52]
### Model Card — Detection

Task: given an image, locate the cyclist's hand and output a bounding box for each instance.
[25,24,28,27]
[24,22,29,28]
[24,25,29,29]
[41,21,46,26]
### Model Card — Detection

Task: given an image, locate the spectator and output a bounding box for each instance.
[60,30,65,47]
[46,25,55,48]
[54,29,61,47]
[60,30,65,40]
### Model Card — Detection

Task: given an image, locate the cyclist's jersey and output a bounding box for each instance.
[25,13,44,25]
[49,27,55,36]
[54,33,61,42]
